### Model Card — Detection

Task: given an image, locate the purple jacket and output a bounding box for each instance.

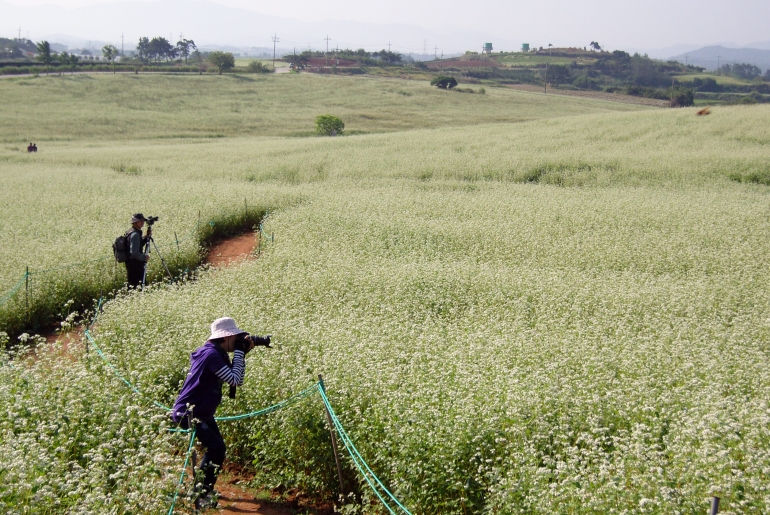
[171,341,246,423]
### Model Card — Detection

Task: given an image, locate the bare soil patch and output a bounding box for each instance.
[207,232,258,267]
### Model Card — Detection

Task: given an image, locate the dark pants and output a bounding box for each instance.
[180,417,226,493]
[125,260,145,288]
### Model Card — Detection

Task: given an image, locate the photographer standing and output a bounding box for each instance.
[171,317,271,510]
[125,213,151,288]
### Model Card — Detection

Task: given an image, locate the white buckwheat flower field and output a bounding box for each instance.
[1,73,769,514]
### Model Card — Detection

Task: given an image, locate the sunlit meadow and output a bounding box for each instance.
[1,71,770,513]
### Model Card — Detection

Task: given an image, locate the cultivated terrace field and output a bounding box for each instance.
[1,71,770,514]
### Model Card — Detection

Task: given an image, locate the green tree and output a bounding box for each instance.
[35,40,54,73]
[430,76,458,89]
[67,52,79,74]
[208,51,235,74]
[148,37,174,62]
[547,64,572,87]
[102,44,119,73]
[176,39,196,63]
[136,37,150,63]
[315,115,345,136]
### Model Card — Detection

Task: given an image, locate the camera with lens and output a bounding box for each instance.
[145,216,159,226]
[236,333,272,352]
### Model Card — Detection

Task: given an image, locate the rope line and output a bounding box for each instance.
[167,426,197,515]
[59,252,411,515]
[0,272,28,308]
[319,387,413,515]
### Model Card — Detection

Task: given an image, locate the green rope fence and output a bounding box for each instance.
[77,299,411,514]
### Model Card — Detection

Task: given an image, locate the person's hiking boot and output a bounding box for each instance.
[194,490,218,512]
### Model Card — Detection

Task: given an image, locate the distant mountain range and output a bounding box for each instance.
[669,45,770,72]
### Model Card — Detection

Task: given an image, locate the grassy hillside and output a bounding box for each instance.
[0,72,645,142]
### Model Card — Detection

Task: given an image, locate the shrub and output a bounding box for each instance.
[430,76,458,89]
[315,115,345,136]
[246,61,272,74]
[671,88,695,107]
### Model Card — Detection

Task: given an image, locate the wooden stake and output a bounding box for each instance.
[319,374,345,496]
[25,266,29,318]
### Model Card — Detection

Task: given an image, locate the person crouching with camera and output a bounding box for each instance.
[171,317,271,510]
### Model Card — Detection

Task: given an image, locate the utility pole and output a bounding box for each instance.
[272,34,279,70]
[423,39,427,54]
[544,62,548,93]
[324,34,331,67]
[388,41,391,65]
[434,46,438,60]
[685,54,688,66]
[121,33,124,56]
[716,54,721,73]
[18,26,21,42]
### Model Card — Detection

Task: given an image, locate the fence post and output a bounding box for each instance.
[710,497,720,515]
[25,266,29,318]
[174,231,180,252]
[318,374,345,497]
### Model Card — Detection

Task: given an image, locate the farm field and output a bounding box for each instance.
[1,71,770,514]
[0,72,643,143]
[498,54,579,66]
[676,73,753,86]
[234,57,289,68]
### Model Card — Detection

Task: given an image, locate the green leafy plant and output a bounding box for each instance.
[246,61,272,74]
[315,114,345,136]
[430,76,458,89]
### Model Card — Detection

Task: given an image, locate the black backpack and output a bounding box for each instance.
[113,231,132,263]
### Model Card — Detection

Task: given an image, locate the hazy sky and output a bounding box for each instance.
[4,0,770,52]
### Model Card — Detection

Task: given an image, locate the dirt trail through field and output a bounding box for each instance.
[213,482,294,515]
[507,83,670,107]
[206,231,258,267]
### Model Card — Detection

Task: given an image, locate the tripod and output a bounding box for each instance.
[141,230,174,290]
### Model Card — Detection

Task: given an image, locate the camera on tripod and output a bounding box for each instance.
[145,216,159,226]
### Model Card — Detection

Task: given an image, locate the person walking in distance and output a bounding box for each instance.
[126,213,150,288]
[171,317,272,510]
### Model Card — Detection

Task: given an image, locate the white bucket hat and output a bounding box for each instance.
[209,317,246,340]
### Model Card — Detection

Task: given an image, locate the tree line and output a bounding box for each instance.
[284,48,403,68]
[135,37,196,63]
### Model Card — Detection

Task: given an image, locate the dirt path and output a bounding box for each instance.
[507,83,670,107]
[214,482,294,515]
[206,231,258,267]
